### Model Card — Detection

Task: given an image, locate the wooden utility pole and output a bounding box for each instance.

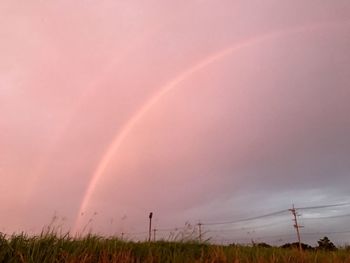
[198,222,202,242]
[289,204,303,251]
[148,212,153,242]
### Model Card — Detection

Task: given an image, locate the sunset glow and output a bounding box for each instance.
[1,0,350,246]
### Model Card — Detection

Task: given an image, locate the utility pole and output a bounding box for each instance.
[148,212,153,242]
[198,222,202,242]
[121,232,124,241]
[153,228,157,242]
[289,204,303,251]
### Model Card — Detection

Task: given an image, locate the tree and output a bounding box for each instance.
[280,242,314,250]
[254,242,272,248]
[317,236,337,251]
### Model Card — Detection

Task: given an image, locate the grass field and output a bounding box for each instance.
[1,232,349,263]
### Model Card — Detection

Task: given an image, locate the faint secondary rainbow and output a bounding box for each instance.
[73,22,349,233]
[23,6,189,205]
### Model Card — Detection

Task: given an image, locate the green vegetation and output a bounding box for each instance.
[317,236,337,251]
[0,232,349,262]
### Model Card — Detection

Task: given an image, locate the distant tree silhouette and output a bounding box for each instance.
[317,236,337,251]
[254,242,272,248]
[280,242,314,250]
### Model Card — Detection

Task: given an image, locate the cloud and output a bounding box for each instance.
[1,0,350,244]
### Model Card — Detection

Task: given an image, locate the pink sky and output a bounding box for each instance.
[1,1,350,245]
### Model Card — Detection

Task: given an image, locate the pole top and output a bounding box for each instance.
[149,212,153,219]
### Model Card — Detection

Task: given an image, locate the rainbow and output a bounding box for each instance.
[72,22,349,233]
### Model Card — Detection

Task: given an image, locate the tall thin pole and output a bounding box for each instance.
[289,204,303,251]
[198,222,202,242]
[148,212,153,242]
[153,228,157,242]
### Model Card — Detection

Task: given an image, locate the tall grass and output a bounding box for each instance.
[0,232,349,262]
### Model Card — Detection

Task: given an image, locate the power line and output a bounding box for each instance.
[118,203,350,242]
[156,226,188,232]
[295,202,350,211]
[201,202,350,226]
[202,209,289,226]
[302,213,350,220]
[200,202,347,227]
[207,219,291,233]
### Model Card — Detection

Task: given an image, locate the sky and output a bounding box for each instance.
[1,0,350,246]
